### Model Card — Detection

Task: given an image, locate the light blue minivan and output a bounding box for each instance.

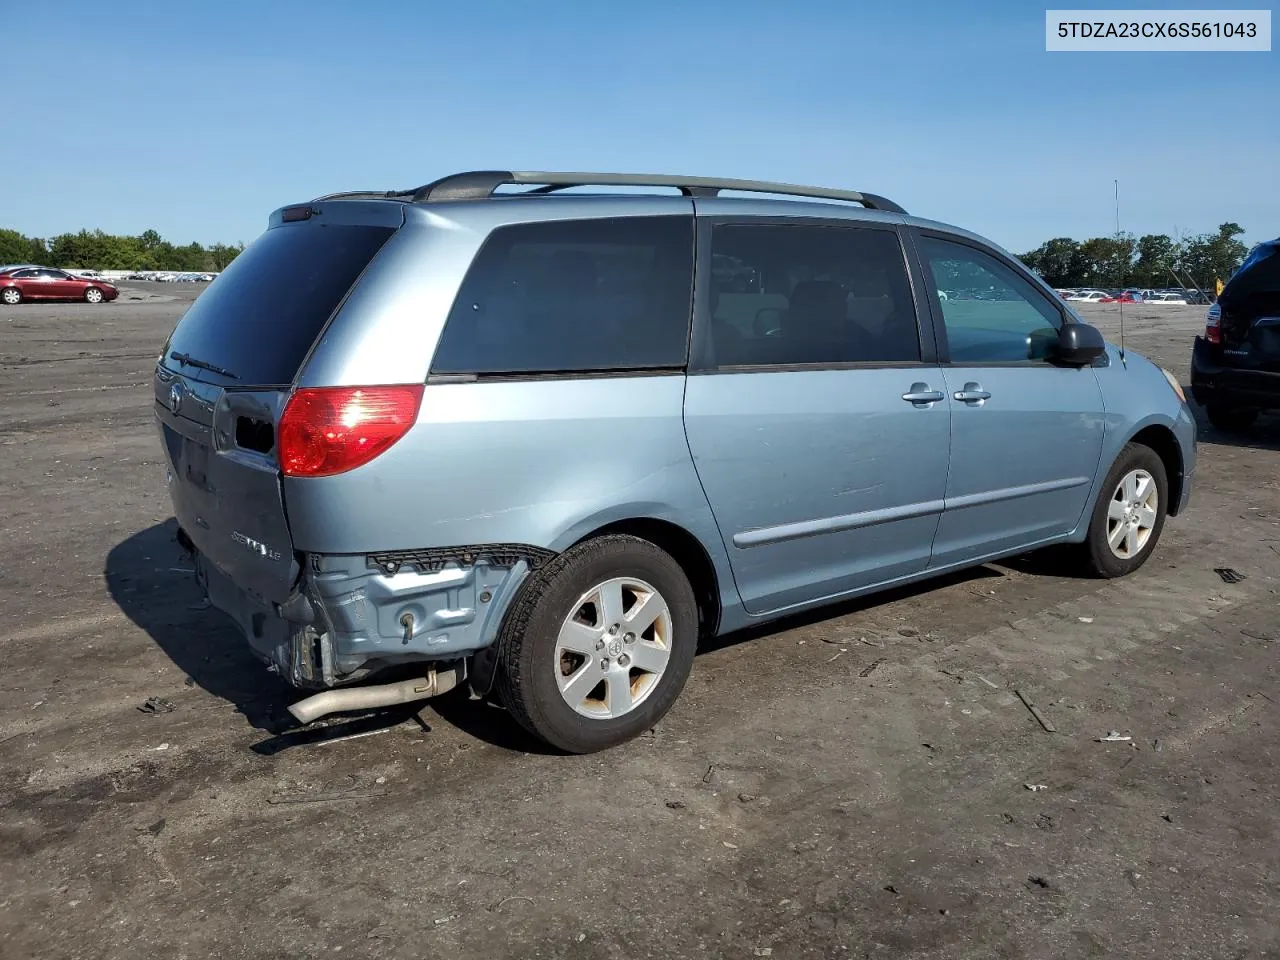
[153,171,1196,752]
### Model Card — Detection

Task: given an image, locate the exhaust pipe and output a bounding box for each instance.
[287,663,464,725]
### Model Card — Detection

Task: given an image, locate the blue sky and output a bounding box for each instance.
[2,0,1276,252]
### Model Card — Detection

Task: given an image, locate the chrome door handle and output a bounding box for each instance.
[953,381,991,403]
[902,383,945,405]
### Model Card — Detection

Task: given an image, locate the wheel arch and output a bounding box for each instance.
[566,517,724,642]
[1123,422,1185,517]
[469,514,729,701]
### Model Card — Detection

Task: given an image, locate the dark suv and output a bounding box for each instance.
[1191,238,1280,431]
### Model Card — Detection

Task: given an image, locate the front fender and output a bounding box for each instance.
[1070,346,1197,537]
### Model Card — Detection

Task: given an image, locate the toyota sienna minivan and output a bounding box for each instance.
[154,170,1196,753]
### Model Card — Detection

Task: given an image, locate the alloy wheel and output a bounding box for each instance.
[554,576,673,720]
[1106,468,1159,560]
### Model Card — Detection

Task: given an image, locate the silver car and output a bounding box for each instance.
[153,170,1196,753]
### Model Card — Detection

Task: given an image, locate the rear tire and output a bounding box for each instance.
[1078,442,1169,579]
[84,287,104,304]
[1,287,21,305]
[496,534,698,754]
[1206,403,1258,433]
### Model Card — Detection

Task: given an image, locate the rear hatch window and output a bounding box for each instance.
[163,221,396,386]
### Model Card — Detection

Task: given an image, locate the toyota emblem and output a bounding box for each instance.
[168,382,184,414]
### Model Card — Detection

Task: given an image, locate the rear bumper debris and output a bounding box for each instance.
[287,664,467,724]
[180,532,550,689]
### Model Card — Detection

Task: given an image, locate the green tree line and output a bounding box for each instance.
[1,220,1257,290]
[1019,222,1250,291]
[0,227,244,272]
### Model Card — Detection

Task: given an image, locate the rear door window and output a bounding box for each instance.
[431,216,694,375]
[701,222,922,368]
[163,222,396,385]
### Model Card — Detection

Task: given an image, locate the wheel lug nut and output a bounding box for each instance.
[595,639,606,651]
[618,653,630,667]
[624,632,635,644]
[608,624,619,635]
[600,658,610,670]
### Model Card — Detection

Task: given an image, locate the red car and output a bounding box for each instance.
[0,267,119,304]
[1099,292,1143,304]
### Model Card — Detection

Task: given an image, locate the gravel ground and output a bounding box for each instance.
[1,289,1278,960]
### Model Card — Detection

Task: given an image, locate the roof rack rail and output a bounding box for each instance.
[404,170,907,214]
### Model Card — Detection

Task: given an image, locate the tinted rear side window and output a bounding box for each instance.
[704,222,921,367]
[431,216,694,375]
[164,222,395,385]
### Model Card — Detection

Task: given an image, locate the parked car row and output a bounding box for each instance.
[1054,287,1208,305]
[0,265,220,299]
[123,271,218,282]
[0,265,119,304]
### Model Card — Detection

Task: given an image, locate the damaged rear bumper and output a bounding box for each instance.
[179,528,552,689]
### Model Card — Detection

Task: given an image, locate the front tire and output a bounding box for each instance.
[1079,442,1169,579]
[1206,403,1258,433]
[84,287,104,304]
[496,534,698,754]
[1,287,21,305]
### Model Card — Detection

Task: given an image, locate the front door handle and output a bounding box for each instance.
[953,381,991,404]
[902,382,945,406]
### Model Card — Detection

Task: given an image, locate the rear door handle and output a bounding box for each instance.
[902,382,945,406]
[953,381,991,404]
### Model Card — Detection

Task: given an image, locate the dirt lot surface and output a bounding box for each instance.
[2,289,1278,960]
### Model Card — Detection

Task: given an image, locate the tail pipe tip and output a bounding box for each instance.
[287,664,464,725]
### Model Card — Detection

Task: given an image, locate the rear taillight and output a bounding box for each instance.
[278,385,424,478]
[1205,302,1222,344]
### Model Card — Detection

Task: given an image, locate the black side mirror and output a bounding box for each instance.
[1054,321,1106,365]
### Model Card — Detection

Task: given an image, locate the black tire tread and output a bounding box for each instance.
[495,534,697,753]
[494,548,573,742]
[1080,441,1169,579]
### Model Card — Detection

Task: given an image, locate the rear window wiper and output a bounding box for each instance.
[169,351,240,380]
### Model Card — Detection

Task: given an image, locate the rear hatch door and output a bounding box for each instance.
[1220,240,1280,369]
[154,202,402,605]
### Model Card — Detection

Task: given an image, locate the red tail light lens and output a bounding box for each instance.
[1205,302,1222,344]
[278,385,424,478]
